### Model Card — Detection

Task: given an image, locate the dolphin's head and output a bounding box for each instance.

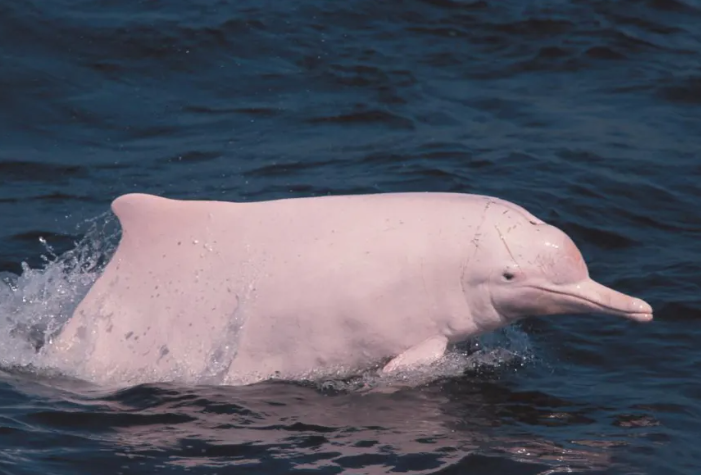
[461,202,652,331]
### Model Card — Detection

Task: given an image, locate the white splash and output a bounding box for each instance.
[299,327,534,393]
[0,212,119,373]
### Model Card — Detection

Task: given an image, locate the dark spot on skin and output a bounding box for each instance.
[124,331,133,340]
[106,324,113,333]
[76,326,87,339]
[178,241,182,245]
[503,271,515,281]
[158,345,170,361]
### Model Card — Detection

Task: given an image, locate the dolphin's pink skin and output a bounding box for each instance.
[45,192,653,387]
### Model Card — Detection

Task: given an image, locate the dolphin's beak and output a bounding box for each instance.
[545,278,653,322]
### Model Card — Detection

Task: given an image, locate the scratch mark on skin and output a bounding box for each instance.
[495,224,519,269]
[157,345,170,362]
[461,200,492,297]
[421,257,429,301]
[470,200,492,250]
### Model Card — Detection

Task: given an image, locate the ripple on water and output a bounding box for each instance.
[0,0,700,473]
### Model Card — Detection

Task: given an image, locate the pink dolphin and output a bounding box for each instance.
[45,192,652,387]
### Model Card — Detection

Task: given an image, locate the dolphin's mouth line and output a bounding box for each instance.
[531,285,650,317]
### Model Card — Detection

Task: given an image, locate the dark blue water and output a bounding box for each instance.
[1,0,700,473]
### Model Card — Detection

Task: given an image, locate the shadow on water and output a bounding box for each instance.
[0,365,663,475]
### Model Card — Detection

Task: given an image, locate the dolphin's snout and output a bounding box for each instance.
[630,296,653,314]
[623,296,653,322]
[589,279,653,322]
[547,278,653,322]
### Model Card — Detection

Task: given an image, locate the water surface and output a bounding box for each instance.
[1,0,700,473]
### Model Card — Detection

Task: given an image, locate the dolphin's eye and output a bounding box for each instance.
[503,271,515,281]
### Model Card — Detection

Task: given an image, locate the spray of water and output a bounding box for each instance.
[0,212,120,373]
[305,327,534,394]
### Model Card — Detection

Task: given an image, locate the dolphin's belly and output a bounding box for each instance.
[223,251,447,383]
